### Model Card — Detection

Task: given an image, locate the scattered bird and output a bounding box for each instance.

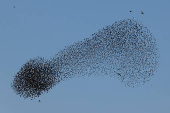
[114,71,121,76]
[13,6,15,8]
[117,73,121,76]
[141,11,144,14]
[130,11,132,12]
[38,100,41,102]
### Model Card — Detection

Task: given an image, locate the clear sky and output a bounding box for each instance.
[0,0,170,113]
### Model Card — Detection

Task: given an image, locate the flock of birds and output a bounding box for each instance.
[11,18,159,103]
[12,6,153,102]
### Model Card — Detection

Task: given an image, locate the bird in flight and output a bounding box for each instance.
[117,73,121,76]
[114,71,121,76]
[13,6,15,8]
[130,11,132,12]
[141,11,144,14]
[38,100,41,102]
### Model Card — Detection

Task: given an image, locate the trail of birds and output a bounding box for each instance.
[11,18,159,100]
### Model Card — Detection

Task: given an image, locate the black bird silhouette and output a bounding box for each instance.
[141,11,144,14]
[114,71,121,76]
[38,100,41,102]
[130,11,132,12]
[117,73,121,76]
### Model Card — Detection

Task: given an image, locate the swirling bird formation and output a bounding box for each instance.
[11,18,159,99]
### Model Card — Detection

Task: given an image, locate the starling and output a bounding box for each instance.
[114,71,121,76]
[38,100,41,102]
[130,11,132,12]
[141,11,144,14]
[117,73,121,76]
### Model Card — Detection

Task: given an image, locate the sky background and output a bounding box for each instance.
[0,0,170,113]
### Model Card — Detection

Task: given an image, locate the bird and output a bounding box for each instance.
[114,71,121,76]
[38,100,41,102]
[13,6,15,8]
[117,73,121,76]
[130,11,132,12]
[141,11,144,14]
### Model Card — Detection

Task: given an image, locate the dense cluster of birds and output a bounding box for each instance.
[11,18,159,100]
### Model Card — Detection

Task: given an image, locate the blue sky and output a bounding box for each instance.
[0,0,170,113]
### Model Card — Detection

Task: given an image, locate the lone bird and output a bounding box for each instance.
[117,73,121,76]
[38,100,41,102]
[114,71,121,76]
[130,11,132,12]
[13,6,15,8]
[141,11,144,14]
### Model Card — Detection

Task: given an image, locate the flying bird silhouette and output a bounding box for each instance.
[114,71,121,76]
[141,11,144,14]
[117,73,121,76]
[130,11,132,12]
[13,6,15,8]
[38,100,41,102]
